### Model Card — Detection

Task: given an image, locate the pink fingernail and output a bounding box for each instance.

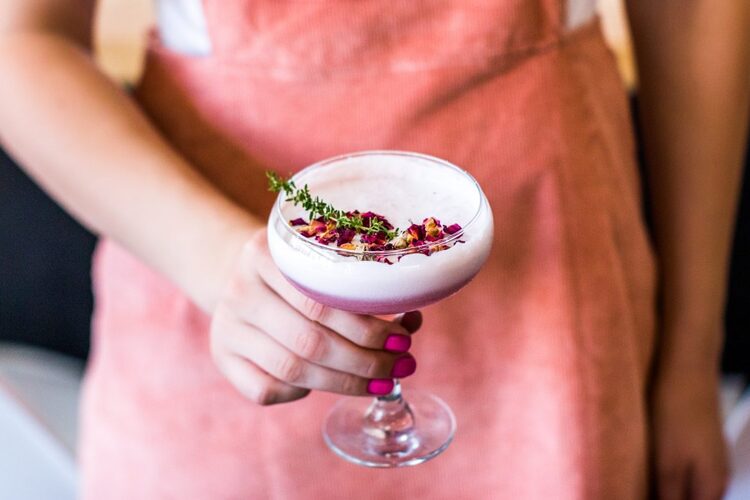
[367,379,395,395]
[390,354,417,378]
[400,311,423,333]
[383,334,412,353]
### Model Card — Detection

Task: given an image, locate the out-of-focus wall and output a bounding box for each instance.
[598,0,635,87]
[94,0,635,87]
[94,0,153,83]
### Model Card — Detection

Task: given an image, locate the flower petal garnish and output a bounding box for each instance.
[444,223,462,235]
[337,228,356,246]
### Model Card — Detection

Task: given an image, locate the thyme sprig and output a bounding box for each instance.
[267,171,399,239]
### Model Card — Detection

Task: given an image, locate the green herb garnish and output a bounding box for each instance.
[267,171,399,239]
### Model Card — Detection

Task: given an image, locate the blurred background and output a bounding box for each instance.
[0,1,747,498]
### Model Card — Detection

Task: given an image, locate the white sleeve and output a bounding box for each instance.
[566,0,597,31]
[155,0,213,56]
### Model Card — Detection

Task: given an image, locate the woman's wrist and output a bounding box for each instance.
[654,314,724,376]
[652,276,727,372]
[179,201,264,313]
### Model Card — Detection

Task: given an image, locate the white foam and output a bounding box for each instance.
[267,152,493,308]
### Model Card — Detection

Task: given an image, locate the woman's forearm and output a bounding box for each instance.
[0,32,261,311]
[628,0,750,367]
[626,0,750,368]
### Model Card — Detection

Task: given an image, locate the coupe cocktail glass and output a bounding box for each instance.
[267,151,493,467]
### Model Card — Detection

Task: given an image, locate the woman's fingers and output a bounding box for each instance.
[225,320,390,396]
[251,238,416,349]
[236,283,413,379]
[216,352,310,406]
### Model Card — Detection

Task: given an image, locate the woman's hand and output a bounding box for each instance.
[210,230,422,405]
[650,363,729,500]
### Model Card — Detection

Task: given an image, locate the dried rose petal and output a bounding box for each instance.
[310,219,327,233]
[406,224,426,242]
[444,223,462,235]
[336,228,356,246]
[359,211,394,230]
[289,218,308,226]
[316,232,338,244]
[360,211,375,228]
[297,219,328,237]
[425,229,445,242]
[361,231,388,246]
[379,217,395,230]
[374,255,393,265]
[424,217,442,238]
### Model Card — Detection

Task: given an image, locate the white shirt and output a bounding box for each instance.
[155,0,597,57]
[155,0,212,56]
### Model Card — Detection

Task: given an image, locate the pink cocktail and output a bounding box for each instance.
[267,151,493,467]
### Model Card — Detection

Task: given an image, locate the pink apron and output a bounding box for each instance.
[80,1,658,498]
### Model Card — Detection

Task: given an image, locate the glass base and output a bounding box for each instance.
[322,387,456,468]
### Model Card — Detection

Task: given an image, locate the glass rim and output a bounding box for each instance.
[274,150,485,257]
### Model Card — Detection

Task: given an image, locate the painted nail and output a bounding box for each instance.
[400,311,423,333]
[390,354,417,378]
[383,334,412,353]
[367,378,395,395]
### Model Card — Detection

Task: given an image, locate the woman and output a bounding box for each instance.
[1,0,747,498]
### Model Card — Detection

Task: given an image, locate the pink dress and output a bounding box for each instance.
[80,1,658,498]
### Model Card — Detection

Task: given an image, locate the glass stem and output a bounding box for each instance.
[378,379,403,402]
[363,379,418,457]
